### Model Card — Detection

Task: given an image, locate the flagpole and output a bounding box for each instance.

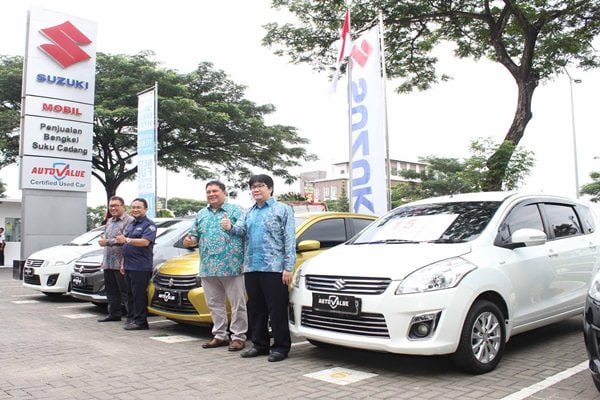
[346,11,354,214]
[379,11,391,212]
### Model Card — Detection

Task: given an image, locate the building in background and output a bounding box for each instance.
[300,159,427,202]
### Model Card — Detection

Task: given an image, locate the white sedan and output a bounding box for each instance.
[290,192,600,374]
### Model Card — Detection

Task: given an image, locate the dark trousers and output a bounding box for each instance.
[104,269,127,318]
[244,271,291,355]
[0,249,4,266]
[124,270,152,326]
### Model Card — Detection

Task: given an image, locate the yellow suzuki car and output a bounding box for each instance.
[147,212,376,324]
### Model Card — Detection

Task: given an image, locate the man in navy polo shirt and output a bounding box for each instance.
[116,198,157,330]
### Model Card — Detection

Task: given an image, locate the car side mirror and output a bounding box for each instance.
[508,228,547,249]
[297,240,321,252]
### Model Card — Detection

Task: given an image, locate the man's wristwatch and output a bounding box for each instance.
[126,238,131,244]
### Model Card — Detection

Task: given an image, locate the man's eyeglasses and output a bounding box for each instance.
[250,183,267,190]
[108,204,123,208]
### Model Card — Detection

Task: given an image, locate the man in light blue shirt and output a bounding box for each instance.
[222,174,295,362]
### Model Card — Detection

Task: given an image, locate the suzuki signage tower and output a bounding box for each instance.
[19,9,97,258]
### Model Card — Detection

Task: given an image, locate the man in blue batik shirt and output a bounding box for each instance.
[221,174,295,362]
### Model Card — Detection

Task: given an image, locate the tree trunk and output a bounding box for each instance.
[481,75,538,191]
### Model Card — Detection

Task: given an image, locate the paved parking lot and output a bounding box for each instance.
[1,267,598,399]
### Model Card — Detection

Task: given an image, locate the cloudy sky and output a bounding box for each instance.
[2,0,599,206]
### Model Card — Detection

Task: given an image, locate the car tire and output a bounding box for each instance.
[593,375,600,392]
[452,299,506,374]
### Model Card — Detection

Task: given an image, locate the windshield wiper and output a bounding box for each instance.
[354,239,422,245]
[426,238,466,244]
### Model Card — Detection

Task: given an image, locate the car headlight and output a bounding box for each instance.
[395,257,476,295]
[588,271,600,301]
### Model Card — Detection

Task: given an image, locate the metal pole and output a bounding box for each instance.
[564,68,580,198]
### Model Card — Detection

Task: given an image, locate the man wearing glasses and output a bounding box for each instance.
[97,196,134,322]
[221,174,295,362]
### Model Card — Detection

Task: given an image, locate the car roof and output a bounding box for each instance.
[400,191,583,207]
[295,211,376,219]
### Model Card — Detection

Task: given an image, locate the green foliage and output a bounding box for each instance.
[0,55,22,168]
[159,197,207,217]
[264,1,600,190]
[580,171,600,202]
[336,184,350,212]
[87,205,108,230]
[278,192,307,201]
[0,178,6,198]
[0,52,316,203]
[391,137,535,207]
[156,209,176,218]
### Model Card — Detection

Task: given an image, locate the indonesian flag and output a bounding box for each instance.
[330,10,352,93]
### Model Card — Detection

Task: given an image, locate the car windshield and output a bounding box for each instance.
[351,201,501,244]
[155,220,192,245]
[67,227,105,246]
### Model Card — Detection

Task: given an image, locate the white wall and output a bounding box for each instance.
[0,199,21,266]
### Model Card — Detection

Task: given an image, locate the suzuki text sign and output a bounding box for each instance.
[24,9,97,104]
[349,28,387,216]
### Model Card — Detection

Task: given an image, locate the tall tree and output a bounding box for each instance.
[0,55,21,168]
[391,137,534,207]
[580,171,600,202]
[0,52,316,204]
[263,1,600,190]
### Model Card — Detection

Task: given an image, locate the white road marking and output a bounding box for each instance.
[500,361,588,400]
[304,367,378,386]
[63,313,97,319]
[56,304,91,309]
[291,340,309,347]
[151,335,200,343]
[11,300,40,304]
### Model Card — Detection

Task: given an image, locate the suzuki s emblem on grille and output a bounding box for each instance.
[168,278,174,287]
[77,266,84,273]
[333,278,347,291]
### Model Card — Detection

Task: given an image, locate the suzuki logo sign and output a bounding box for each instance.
[38,21,92,68]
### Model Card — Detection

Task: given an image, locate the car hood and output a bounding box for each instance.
[301,242,472,280]
[28,243,102,263]
[156,252,199,276]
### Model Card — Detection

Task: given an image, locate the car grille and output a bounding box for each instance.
[71,283,94,294]
[73,263,101,274]
[305,275,391,295]
[153,274,200,290]
[151,274,200,314]
[26,259,44,268]
[301,307,389,338]
[24,275,41,285]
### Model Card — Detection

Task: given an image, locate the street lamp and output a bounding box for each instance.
[564,67,581,198]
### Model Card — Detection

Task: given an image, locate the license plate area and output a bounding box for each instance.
[156,289,180,304]
[312,293,361,316]
[72,275,84,287]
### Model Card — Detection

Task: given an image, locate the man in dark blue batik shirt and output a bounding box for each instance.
[116,198,157,330]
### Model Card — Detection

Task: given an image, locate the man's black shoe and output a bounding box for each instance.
[240,347,269,358]
[123,322,149,330]
[97,316,121,322]
[267,352,287,362]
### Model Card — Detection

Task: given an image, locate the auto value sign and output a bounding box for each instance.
[20,9,96,192]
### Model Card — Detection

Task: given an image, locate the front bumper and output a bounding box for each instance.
[22,264,73,293]
[289,284,473,356]
[69,271,106,303]
[147,282,213,324]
